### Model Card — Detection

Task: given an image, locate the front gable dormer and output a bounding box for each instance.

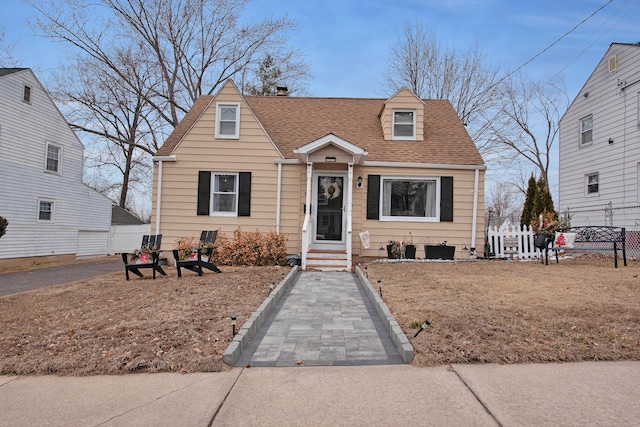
[380,88,425,141]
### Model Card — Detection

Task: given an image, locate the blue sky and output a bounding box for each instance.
[2,0,639,203]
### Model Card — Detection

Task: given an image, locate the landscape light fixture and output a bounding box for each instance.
[413,318,432,338]
[268,282,275,296]
[231,314,237,337]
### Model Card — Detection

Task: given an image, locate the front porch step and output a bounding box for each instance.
[305,250,349,271]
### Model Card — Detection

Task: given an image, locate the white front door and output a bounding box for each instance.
[312,173,347,248]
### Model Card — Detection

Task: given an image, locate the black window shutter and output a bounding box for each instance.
[197,171,211,216]
[440,176,454,222]
[238,172,251,216]
[366,175,380,220]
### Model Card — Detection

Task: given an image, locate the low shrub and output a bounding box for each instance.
[0,216,7,239]
[212,227,288,266]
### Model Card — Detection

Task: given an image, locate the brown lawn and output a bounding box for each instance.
[0,256,639,376]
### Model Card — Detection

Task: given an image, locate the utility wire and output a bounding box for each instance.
[500,0,614,83]
[545,0,639,83]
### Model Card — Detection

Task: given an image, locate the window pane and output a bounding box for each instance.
[587,174,599,194]
[213,174,237,213]
[213,194,236,212]
[394,111,413,124]
[581,116,592,131]
[39,201,52,220]
[581,129,592,144]
[46,145,59,172]
[394,124,414,137]
[220,106,236,121]
[219,121,236,135]
[382,179,435,218]
[214,175,236,192]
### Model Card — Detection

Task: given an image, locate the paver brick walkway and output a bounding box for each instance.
[236,271,403,367]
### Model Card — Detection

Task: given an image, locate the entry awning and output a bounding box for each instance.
[293,133,368,165]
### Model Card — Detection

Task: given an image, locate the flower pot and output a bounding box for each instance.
[386,244,400,259]
[424,245,455,260]
[404,244,416,259]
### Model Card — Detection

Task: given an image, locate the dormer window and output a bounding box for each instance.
[392,110,416,140]
[215,103,240,139]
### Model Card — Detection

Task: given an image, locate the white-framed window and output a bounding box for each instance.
[580,114,593,145]
[45,142,62,174]
[586,172,599,195]
[23,85,32,104]
[380,176,439,221]
[211,172,238,215]
[215,103,240,139]
[37,199,55,222]
[392,110,416,140]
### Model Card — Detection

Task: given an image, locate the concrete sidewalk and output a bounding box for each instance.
[1,361,639,426]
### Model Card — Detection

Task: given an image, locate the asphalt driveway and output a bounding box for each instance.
[0,258,122,296]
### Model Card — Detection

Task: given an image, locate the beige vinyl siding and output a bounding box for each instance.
[352,166,484,259]
[152,81,289,253]
[277,165,304,253]
[380,88,424,141]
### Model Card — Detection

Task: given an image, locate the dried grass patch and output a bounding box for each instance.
[0,266,288,376]
[365,257,640,366]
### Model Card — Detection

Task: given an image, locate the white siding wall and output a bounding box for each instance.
[559,44,640,230]
[0,69,112,259]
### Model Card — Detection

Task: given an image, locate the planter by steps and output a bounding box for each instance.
[424,245,455,260]
[404,244,416,259]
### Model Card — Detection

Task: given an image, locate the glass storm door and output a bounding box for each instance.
[314,175,345,244]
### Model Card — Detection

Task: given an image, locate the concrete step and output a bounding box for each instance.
[305,250,348,271]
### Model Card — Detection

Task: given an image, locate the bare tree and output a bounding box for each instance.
[27,0,311,214]
[0,29,22,67]
[487,74,569,190]
[382,20,502,155]
[487,182,522,227]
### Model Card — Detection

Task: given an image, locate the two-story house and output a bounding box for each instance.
[153,80,486,270]
[0,68,112,266]
[558,43,640,247]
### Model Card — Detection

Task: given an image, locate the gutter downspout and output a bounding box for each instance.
[276,163,282,233]
[155,161,163,234]
[152,156,177,235]
[470,168,480,258]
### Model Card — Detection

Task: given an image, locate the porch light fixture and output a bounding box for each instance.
[231,314,237,337]
[325,156,336,162]
[357,176,363,188]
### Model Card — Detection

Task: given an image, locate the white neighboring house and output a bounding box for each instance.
[558,43,640,238]
[0,68,112,263]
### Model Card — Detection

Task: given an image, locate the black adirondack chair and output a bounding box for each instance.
[172,230,222,277]
[122,234,167,280]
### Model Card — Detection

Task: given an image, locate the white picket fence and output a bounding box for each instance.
[486,224,543,260]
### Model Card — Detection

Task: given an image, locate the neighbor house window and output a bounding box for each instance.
[392,110,416,140]
[23,85,32,104]
[45,143,62,173]
[212,173,238,215]
[215,103,240,139]
[580,115,593,145]
[38,199,54,221]
[586,172,599,194]
[380,177,438,221]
